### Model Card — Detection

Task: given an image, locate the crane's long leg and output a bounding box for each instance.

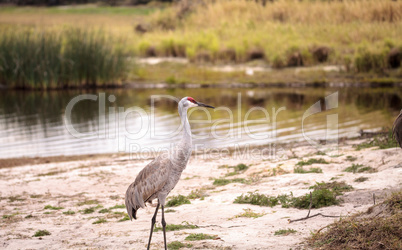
[147,203,160,250]
[161,205,167,250]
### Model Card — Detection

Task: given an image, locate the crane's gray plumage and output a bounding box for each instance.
[125,96,214,250]
[392,109,402,148]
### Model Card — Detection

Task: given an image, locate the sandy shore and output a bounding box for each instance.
[0,140,401,249]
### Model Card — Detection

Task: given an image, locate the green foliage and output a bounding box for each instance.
[82,207,96,214]
[225,163,249,176]
[230,208,266,219]
[154,221,198,232]
[118,214,130,222]
[296,158,329,166]
[0,28,129,89]
[355,130,398,150]
[187,189,208,200]
[185,233,216,241]
[92,218,107,224]
[234,192,279,207]
[62,210,75,215]
[309,181,353,195]
[344,164,376,174]
[294,167,323,174]
[166,195,191,207]
[98,208,110,213]
[167,241,193,250]
[44,205,64,210]
[213,178,231,186]
[33,230,51,237]
[109,204,125,209]
[354,177,369,182]
[292,189,339,209]
[274,228,297,236]
[77,199,99,206]
[346,156,357,162]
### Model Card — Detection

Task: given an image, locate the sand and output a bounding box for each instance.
[0,140,401,249]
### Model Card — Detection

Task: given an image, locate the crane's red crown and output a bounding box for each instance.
[187,97,197,104]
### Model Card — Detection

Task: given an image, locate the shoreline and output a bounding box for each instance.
[0,137,400,249]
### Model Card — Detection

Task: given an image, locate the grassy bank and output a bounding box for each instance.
[0,1,402,88]
[0,28,128,89]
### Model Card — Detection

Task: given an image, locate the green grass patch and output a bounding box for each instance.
[185,233,216,241]
[44,205,64,210]
[154,221,198,232]
[234,192,279,207]
[187,189,208,200]
[98,208,110,213]
[167,241,193,250]
[8,196,25,202]
[309,181,353,195]
[165,209,176,213]
[344,164,377,174]
[81,207,96,214]
[274,228,297,236]
[296,158,329,166]
[62,210,75,215]
[33,230,51,237]
[77,199,99,206]
[118,214,130,222]
[354,177,369,182]
[166,195,191,207]
[230,208,266,220]
[92,218,107,224]
[294,167,323,174]
[355,130,399,150]
[346,156,357,162]
[109,204,125,209]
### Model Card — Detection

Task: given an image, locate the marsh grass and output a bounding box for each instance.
[294,167,323,174]
[109,204,125,209]
[81,207,96,214]
[225,163,249,176]
[344,164,377,174]
[185,233,216,241]
[33,230,51,237]
[62,210,75,215]
[229,208,266,220]
[296,158,329,166]
[77,199,100,206]
[308,191,402,249]
[274,228,297,236]
[44,205,64,210]
[354,177,369,182]
[167,241,193,250]
[0,28,128,89]
[355,130,399,150]
[154,221,198,232]
[166,195,191,207]
[309,181,353,195]
[92,218,107,224]
[187,189,208,200]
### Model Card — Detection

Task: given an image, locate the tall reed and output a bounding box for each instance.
[0,28,129,89]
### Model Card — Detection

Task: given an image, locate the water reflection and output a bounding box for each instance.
[0,87,401,159]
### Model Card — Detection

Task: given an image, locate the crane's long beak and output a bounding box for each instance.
[197,102,215,109]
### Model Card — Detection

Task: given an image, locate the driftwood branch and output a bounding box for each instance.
[288,191,340,223]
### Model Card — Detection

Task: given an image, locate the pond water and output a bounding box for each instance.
[0,87,401,159]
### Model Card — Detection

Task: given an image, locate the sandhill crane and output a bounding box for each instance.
[125,96,214,250]
[393,109,402,148]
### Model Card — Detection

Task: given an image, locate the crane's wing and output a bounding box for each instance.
[125,156,171,220]
[393,110,402,148]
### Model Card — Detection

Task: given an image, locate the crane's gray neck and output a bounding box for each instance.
[178,104,192,144]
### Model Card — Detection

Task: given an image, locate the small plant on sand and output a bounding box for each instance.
[109,204,125,209]
[229,208,266,220]
[354,177,369,182]
[62,210,75,215]
[98,208,110,213]
[187,189,208,200]
[92,218,107,224]
[166,195,191,207]
[294,167,323,174]
[185,233,216,241]
[296,158,328,166]
[33,230,51,237]
[77,199,99,206]
[234,192,279,207]
[165,209,176,213]
[225,163,249,176]
[118,214,130,222]
[154,221,198,232]
[344,164,376,174]
[167,241,193,249]
[44,205,64,210]
[81,207,96,214]
[346,156,357,162]
[309,181,353,195]
[274,228,297,236]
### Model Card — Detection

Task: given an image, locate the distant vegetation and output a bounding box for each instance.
[0,28,128,89]
[0,0,401,88]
